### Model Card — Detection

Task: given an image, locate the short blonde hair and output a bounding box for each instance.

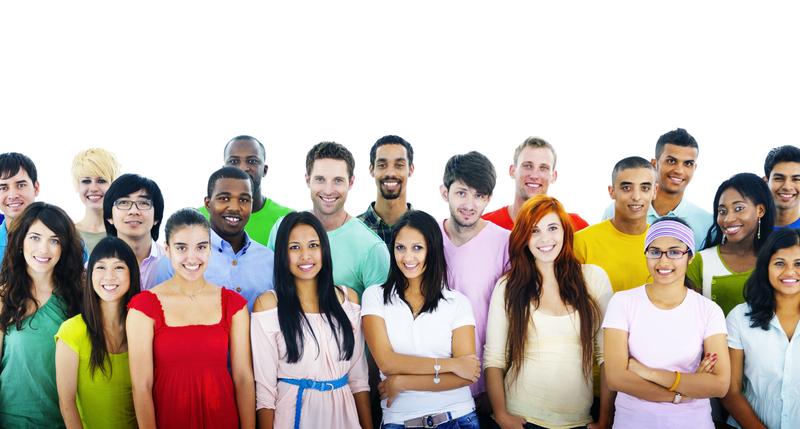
[71,148,121,189]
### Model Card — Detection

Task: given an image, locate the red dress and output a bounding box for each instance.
[128,288,247,429]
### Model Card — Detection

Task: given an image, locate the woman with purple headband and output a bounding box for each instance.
[602,216,731,428]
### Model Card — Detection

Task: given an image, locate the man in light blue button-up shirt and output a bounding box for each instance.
[155,167,274,310]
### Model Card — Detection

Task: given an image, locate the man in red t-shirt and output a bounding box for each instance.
[483,137,589,230]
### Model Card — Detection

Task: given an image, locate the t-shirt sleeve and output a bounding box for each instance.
[127,291,160,322]
[266,215,284,251]
[483,279,508,370]
[224,288,249,326]
[601,291,629,332]
[573,231,589,264]
[703,298,728,339]
[726,304,746,350]
[686,252,704,292]
[585,265,614,364]
[251,312,280,410]
[360,242,390,295]
[345,303,370,394]
[54,317,81,353]
[450,292,476,330]
[601,202,614,221]
[359,285,384,318]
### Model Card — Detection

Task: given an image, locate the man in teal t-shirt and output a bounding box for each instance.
[199,135,292,246]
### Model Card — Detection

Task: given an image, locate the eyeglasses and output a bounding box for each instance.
[644,248,691,260]
[113,199,153,210]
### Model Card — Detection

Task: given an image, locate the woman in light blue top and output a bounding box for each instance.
[722,228,800,428]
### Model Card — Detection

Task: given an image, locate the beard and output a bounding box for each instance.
[379,178,403,200]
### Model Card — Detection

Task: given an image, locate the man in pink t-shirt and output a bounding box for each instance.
[438,151,510,424]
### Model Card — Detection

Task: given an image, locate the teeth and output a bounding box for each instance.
[724,226,742,235]
[223,216,240,224]
[779,193,796,201]
[403,263,418,269]
[33,256,50,263]
[298,263,314,271]
[6,202,22,208]
[321,196,337,203]
[525,183,542,188]
[657,269,673,274]
[537,245,555,252]
[668,176,684,184]
[102,284,119,291]
[183,264,200,271]
[781,278,799,284]
[86,195,102,201]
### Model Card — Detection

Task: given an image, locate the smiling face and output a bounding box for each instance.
[646,236,691,286]
[767,161,800,214]
[205,178,252,241]
[654,144,698,195]
[370,144,413,201]
[609,167,657,223]
[23,220,62,276]
[441,180,491,228]
[511,146,557,199]
[0,169,39,220]
[225,139,267,192]
[287,223,323,281]
[527,211,564,265]
[306,158,353,217]
[166,225,211,282]
[108,189,156,241]
[768,244,800,298]
[77,176,111,210]
[717,187,765,246]
[394,226,427,281]
[91,257,131,303]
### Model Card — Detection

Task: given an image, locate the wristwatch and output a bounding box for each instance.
[672,392,682,404]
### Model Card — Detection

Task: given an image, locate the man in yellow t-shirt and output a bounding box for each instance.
[575,156,657,292]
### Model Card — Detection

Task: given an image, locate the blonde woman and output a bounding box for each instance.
[71,148,120,253]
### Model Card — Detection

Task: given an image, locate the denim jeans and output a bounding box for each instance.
[382,411,480,429]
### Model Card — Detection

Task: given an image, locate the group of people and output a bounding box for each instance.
[0,130,797,429]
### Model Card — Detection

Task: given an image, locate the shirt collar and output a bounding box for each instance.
[211,228,252,255]
[365,201,413,226]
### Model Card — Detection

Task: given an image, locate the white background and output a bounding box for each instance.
[0,1,793,235]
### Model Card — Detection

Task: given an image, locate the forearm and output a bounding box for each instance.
[641,368,727,398]
[58,397,84,429]
[353,391,373,429]
[256,408,274,429]
[376,352,460,376]
[484,367,511,417]
[234,374,256,429]
[721,392,766,429]
[598,365,614,426]
[607,369,675,402]
[131,386,157,429]
[395,373,472,392]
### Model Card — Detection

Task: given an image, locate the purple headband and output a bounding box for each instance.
[645,220,695,253]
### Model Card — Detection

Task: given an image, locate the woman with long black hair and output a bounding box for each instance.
[251,211,371,429]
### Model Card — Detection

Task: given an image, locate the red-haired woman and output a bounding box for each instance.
[484,195,613,429]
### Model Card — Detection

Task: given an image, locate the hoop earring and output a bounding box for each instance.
[757,217,762,240]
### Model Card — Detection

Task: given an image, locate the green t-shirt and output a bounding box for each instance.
[687,246,752,316]
[54,315,136,429]
[0,296,68,428]
[199,196,292,247]
[269,217,390,297]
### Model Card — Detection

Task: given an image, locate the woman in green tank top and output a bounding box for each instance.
[55,236,140,429]
[0,203,84,428]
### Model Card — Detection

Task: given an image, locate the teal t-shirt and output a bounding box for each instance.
[199,196,292,247]
[0,295,68,428]
[269,217,390,297]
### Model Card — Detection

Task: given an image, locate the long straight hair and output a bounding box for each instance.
[744,228,800,330]
[504,196,600,382]
[273,211,354,363]
[83,237,141,378]
[0,202,83,332]
[382,210,448,314]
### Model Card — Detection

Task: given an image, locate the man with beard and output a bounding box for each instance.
[764,145,800,228]
[155,167,274,310]
[358,135,414,245]
[439,151,510,426]
[200,135,292,246]
[602,128,711,250]
[483,137,589,231]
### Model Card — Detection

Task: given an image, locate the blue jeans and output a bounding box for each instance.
[382,411,480,429]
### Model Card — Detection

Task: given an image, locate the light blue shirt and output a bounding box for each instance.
[0,220,7,265]
[726,303,800,428]
[601,198,712,250]
[155,229,274,311]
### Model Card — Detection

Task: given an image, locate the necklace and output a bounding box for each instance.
[180,283,206,301]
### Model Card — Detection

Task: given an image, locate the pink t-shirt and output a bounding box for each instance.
[440,220,510,396]
[602,286,727,429]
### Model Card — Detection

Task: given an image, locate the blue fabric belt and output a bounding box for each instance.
[279,374,349,429]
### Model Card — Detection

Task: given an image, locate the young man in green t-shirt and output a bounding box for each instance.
[199,135,291,246]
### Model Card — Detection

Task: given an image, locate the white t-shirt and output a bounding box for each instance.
[361,284,476,424]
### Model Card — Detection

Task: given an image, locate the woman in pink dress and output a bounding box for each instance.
[251,211,371,429]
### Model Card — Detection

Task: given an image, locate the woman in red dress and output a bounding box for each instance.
[127,208,256,429]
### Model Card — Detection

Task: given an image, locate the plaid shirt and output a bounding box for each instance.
[357,202,412,246]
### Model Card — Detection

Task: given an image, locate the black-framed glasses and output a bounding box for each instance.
[644,248,691,260]
[113,199,153,210]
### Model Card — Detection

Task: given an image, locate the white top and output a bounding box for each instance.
[483,264,613,428]
[361,284,476,424]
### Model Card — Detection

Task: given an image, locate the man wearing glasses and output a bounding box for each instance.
[103,173,165,290]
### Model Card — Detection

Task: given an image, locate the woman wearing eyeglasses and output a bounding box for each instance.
[603,217,730,429]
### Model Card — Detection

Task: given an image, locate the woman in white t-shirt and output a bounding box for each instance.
[362,210,481,429]
[603,216,730,429]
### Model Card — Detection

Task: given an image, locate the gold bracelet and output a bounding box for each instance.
[668,371,681,392]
